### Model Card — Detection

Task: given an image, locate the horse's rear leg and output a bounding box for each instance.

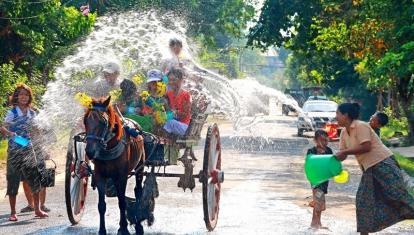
[134,172,144,235]
[115,176,130,235]
[96,180,107,235]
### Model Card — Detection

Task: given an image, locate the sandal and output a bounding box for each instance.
[8,214,18,222]
[41,206,51,212]
[20,205,34,213]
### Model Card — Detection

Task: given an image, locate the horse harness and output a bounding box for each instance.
[85,105,126,161]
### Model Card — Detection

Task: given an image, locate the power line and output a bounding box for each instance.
[0,0,54,4]
[0,14,44,20]
[0,0,76,20]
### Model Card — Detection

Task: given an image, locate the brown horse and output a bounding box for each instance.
[84,96,145,235]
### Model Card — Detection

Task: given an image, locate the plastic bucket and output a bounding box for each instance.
[304,154,342,186]
[41,159,56,187]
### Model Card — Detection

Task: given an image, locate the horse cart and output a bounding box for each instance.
[65,91,224,234]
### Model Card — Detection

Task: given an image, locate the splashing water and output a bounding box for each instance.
[35,10,302,145]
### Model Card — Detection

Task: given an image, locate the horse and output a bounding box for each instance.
[83,96,145,235]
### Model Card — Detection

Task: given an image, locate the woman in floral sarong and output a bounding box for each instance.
[335,103,414,234]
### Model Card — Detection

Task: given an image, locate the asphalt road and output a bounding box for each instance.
[0,114,413,235]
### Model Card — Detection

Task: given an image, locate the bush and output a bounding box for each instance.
[0,140,7,162]
[380,107,409,140]
[394,152,414,177]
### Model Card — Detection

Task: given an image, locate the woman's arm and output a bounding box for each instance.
[336,141,371,161]
[0,125,14,137]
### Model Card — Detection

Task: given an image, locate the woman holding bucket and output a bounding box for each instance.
[0,84,48,221]
[335,102,414,234]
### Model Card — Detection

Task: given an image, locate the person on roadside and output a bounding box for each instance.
[369,111,389,137]
[0,84,48,221]
[306,130,332,229]
[20,140,51,213]
[335,103,414,235]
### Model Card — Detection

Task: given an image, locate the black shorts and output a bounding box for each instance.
[6,147,42,196]
[313,181,329,194]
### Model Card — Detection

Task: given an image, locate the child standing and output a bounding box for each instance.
[0,84,48,221]
[369,111,389,137]
[306,130,333,229]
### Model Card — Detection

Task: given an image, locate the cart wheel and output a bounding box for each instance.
[202,123,224,231]
[65,136,89,224]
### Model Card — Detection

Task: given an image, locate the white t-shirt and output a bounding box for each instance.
[83,77,121,98]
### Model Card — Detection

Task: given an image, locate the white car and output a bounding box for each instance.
[297,100,338,136]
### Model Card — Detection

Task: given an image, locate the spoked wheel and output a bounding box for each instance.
[201,124,224,231]
[65,134,89,224]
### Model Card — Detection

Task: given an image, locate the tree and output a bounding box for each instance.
[249,0,414,143]
[0,1,95,119]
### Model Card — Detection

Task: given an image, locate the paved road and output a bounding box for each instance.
[0,115,413,234]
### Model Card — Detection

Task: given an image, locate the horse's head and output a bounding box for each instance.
[84,96,122,159]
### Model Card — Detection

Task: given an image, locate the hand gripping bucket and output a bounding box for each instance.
[304,154,342,187]
[41,159,57,187]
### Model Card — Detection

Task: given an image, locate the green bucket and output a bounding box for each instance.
[304,154,342,187]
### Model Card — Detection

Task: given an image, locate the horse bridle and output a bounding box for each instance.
[85,105,112,149]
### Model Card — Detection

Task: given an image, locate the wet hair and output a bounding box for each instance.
[169,38,183,48]
[337,103,360,121]
[167,67,184,80]
[314,130,328,139]
[9,83,33,107]
[120,79,137,99]
[374,111,389,126]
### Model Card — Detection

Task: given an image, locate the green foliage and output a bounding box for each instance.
[381,107,409,139]
[0,1,95,121]
[0,140,7,161]
[0,63,28,117]
[250,0,414,143]
[393,153,414,177]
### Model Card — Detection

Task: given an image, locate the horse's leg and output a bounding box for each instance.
[115,176,129,235]
[96,178,107,235]
[134,170,144,235]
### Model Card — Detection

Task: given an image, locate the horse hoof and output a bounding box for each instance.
[135,224,144,235]
[117,228,130,235]
[99,230,107,235]
[147,213,155,226]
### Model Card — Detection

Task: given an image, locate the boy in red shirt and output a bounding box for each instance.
[163,67,191,136]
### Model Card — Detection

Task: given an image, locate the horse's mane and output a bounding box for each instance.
[86,98,123,140]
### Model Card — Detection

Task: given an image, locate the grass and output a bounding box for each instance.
[394,152,414,177]
[0,139,7,161]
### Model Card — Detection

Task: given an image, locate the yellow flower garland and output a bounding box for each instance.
[75,92,93,108]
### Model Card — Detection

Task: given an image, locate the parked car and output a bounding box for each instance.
[297,100,340,139]
[282,94,300,116]
[306,95,328,101]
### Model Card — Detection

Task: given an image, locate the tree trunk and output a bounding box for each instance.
[400,99,414,145]
[377,91,384,111]
[397,75,414,145]
[391,87,400,117]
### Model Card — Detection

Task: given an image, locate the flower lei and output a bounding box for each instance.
[139,81,170,125]
[75,92,93,108]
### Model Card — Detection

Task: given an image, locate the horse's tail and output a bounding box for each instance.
[128,135,145,173]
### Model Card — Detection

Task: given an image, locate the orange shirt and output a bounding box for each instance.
[166,90,191,125]
[339,120,393,170]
